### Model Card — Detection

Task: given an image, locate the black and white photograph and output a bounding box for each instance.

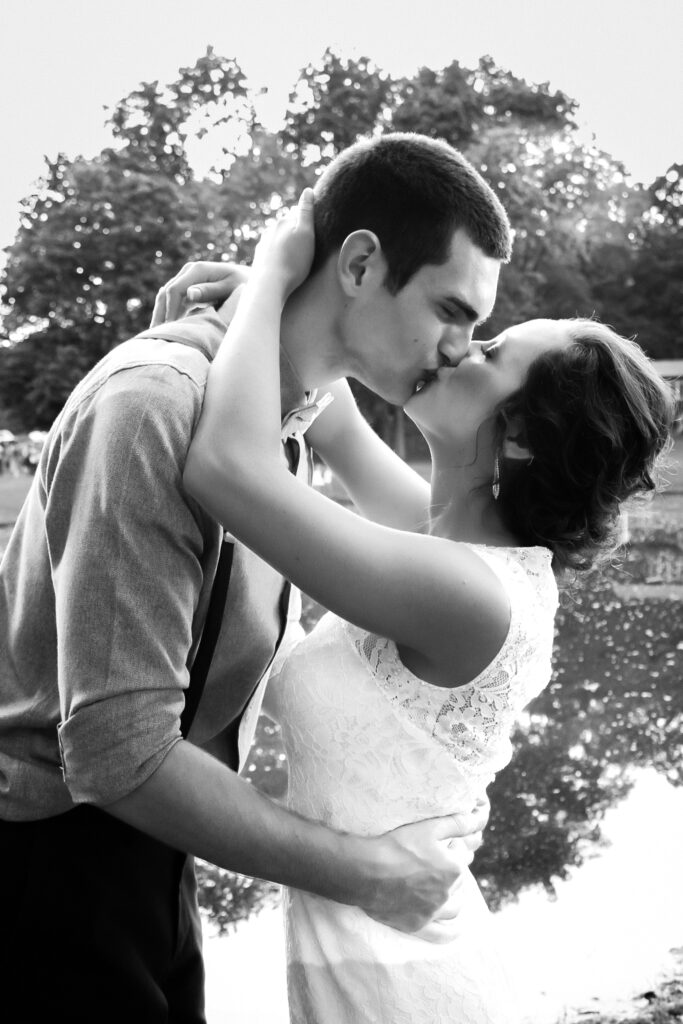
[1,1,682,1021]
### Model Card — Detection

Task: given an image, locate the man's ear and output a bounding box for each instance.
[337,230,384,295]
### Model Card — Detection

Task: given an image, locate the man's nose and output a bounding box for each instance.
[438,327,473,368]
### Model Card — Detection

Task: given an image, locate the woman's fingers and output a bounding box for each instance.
[296,187,315,231]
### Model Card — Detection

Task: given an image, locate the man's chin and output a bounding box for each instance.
[372,386,412,408]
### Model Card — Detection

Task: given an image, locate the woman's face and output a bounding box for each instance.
[406,318,572,448]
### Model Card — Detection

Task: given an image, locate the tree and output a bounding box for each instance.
[587,164,683,359]
[0,152,229,426]
[0,328,96,430]
[0,50,264,430]
[4,46,679,435]
[391,55,576,150]
[391,61,483,149]
[465,123,637,337]
[105,47,254,182]
[281,49,394,165]
[3,154,222,342]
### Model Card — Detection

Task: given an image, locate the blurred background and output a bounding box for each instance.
[1,2,681,1021]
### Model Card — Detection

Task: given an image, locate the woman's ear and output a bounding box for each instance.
[337,230,383,295]
[502,415,533,461]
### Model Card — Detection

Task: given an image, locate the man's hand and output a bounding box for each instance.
[150,261,250,327]
[354,797,490,936]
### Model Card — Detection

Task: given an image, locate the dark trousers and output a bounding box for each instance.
[0,805,206,1023]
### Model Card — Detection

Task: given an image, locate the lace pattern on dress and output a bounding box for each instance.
[346,545,557,776]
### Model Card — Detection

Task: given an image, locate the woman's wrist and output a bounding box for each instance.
[248,264,297,306]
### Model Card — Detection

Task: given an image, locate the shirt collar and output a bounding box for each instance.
[280,390,334,440]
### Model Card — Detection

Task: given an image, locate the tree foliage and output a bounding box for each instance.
[1,46,680,433]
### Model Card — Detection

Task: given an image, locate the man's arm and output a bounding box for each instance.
[106,737,486,933]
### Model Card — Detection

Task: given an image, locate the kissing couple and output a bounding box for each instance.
[0,132,673,1023]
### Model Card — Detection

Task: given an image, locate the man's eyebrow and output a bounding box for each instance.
[443,295,490,325]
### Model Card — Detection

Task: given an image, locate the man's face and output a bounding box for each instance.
[345,228,501,406]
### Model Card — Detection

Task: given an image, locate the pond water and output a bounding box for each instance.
[202,768,683,1023]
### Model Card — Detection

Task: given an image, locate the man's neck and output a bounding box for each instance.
[215,270,349,419]
[279,271,349,414]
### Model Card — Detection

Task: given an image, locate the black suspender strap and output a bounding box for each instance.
[218,576,292,773]
[180,539,235,738]
[179,437,303,746]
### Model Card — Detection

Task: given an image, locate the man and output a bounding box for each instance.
[0,133,510,1022]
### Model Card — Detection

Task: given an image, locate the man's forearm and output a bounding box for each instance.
[105,738,365,904]
[105,737,486,935]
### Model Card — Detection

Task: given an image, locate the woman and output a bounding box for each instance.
[181,192,674,1023]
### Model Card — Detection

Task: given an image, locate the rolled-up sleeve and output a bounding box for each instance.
[46,363,210,805]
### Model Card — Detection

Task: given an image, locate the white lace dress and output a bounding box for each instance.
[265,544,558,1024]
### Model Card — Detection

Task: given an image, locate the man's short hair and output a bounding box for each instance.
[312,132,512,292]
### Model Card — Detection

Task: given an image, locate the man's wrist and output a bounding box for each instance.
[314,831,383,909]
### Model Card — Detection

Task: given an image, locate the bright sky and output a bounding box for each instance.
[1,0,682,252]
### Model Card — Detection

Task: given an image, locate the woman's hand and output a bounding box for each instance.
[150,261,250,327]
[250,188,316,299]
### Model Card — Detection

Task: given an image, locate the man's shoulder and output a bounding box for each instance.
[136,308,226,367]
[44,311,228,458]
[64,316,223,419]
[103,335,212,394]
[77,309,226,401]
[44,343,205,468]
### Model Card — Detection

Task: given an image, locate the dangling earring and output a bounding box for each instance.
[492,453,500,500]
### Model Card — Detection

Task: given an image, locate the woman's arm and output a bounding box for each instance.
[183,194,509,687]
[306,379,431,531]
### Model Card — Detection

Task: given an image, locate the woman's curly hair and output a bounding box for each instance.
[494,319,676,574]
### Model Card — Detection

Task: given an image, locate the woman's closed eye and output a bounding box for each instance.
[482,341,503,360]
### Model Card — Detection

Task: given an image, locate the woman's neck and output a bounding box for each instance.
[427,449,518,547]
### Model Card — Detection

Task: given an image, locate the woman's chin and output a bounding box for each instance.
[403,405,437,448]
[402,400,423,427]
[404,388,439,425]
